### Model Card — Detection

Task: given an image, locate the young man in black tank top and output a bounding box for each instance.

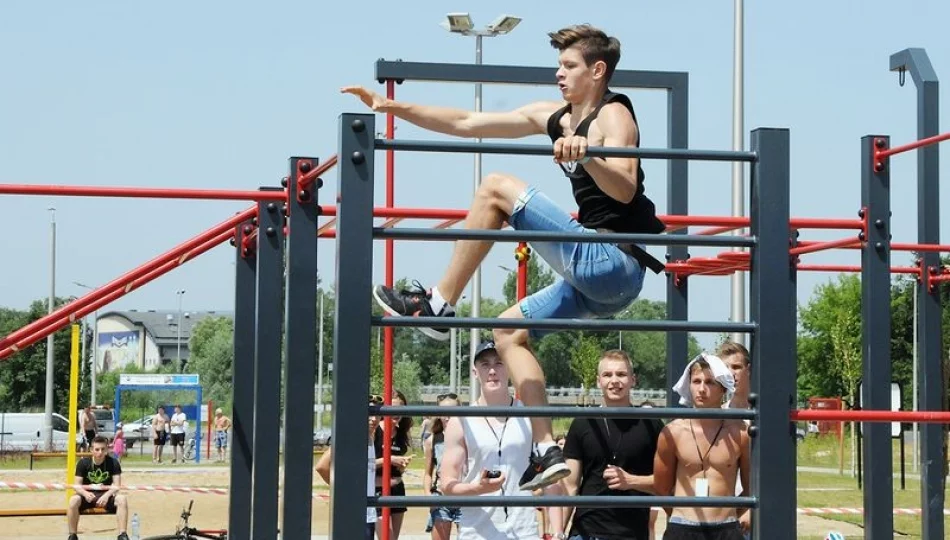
[343,24,664,492]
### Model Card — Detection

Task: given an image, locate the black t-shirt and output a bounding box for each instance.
[75,455,122,488]
[546,90,665,236]
[563,414,663,540]
[374,425,410,479]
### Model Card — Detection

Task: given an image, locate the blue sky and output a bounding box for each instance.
[1,1,948,350]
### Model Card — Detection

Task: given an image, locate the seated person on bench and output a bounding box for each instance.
[68,435,130,540]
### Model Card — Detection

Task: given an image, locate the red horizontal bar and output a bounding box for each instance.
[929,274,950,284]
[789,236,861,256]
[788,217,865,230]
[299,154,339,188]
[796,264,920,275]
[876,132,950,160]
[697,225,744,236]
[797,240,950,253]
[1,229,233,360]
[791,409,950,423]
[0,207,257,350]
[0,184,286,201]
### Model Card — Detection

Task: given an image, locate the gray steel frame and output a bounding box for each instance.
[250,195,285,539]
[890,47,944,540]
[332,110,796,537]
[281,158,320,538]
[373,59,692,408]
[861,136,895,538]
[227,218,257,540]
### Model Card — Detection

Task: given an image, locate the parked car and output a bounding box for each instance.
[79,406,116,441]
[122,414,155,448]
[313,428,332,447]
[0,412,72,452]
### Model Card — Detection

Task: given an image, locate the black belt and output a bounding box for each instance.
[598,229,666,274]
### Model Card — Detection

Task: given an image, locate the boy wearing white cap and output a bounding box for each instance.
[653,354,750,540]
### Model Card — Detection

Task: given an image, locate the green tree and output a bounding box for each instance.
[570,335,602,404]
[797,275,862,401]
[502,256,556,306]
[188,316,235,407]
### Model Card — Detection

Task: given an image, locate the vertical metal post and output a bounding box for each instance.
[228,219,257,540]
[44,208,56,451]
[330,113,376,539]
[470,33,484,404]
[890,47,944,539]
[749,128,795,540]
[730,0,747,346]
[250,193,285,540]
[861,135,894,539]
[665,76,689,405]
[281,157,320,539]
[317,294,325,433]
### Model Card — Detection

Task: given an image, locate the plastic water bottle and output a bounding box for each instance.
[130,513,140,540]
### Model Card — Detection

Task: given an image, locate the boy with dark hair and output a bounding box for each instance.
[343,23,664,491]
[68,436,129,540]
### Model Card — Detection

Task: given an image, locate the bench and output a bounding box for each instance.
[29,452,91,470]
[0,508,67,517]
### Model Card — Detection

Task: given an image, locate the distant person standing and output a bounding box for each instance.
[169,405,187,464]
[213,408,232,463]
[80,406,98,449]
[151,406,169,464]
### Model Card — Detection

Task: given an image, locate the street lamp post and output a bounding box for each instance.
[176,290,186,371]
[44,208,56,451]
[73,281,99,404]
[443,12,521,403]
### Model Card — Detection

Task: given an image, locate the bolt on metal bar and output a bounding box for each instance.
[374,405,756,421]
[374,138,758,162]
[373,495,756,509]
[372,316,756,334]
[375,228,756,248]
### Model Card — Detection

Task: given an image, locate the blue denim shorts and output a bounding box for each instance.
[509,186,646,339]
[425,506,461,531]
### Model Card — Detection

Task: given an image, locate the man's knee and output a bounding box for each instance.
[493,325,528,351]
[115,494,127,508]
[69,494,81,509]
[478,173,525,208]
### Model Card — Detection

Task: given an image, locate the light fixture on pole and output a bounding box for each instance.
[44,207,56,451]
[176,290,186,371]
[443,13,523,403]
[73,281,99,404]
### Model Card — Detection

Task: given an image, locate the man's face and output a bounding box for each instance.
[91,442,108,462]
[472,353,508,392]
[689,366,726,408]
[723,353,750,396]
[157,407,165,415]
[555,45,604,101]
[175,407,181,414]
[597,358,634,402]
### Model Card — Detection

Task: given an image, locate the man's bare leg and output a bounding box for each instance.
[435,173,525,304]
[67,495,81,533]
[493,305,554,444]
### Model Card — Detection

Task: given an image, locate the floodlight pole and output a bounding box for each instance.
[730,0,746,346]
[470,33,484,403]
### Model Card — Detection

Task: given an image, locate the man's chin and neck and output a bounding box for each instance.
[601,396,631,408]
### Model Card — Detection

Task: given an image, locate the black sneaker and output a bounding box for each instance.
[372,281,453,341]
[117,533,129,540]
[518,445,570,491]
[67,535,79,540]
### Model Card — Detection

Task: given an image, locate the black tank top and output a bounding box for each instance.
[546,91,665,235]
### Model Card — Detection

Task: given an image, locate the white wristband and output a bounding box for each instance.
[577,156,591,165]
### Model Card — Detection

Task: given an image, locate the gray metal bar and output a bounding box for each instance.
[373,316,755,333]
[280,158,319,540]
[376,405,755,420]
[250,194,285,540]
[891,47,944,540]
[375,60,687,90]
[227,219,256,540]
[861,135,894,539]
[329,113,377,539]
[666,72,690,407]
[374,495,756,509]
[375,228,756,247]
[749,128,796,540]
[375,138,757,162]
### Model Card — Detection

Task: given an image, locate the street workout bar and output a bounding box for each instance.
[374,316,755,334]
[0,184,287,201]
[375,227,756,248]
[375,495,755,509]
[792,410,950,423]
[376,405,755,421]
[874,131,950,161]
[375,138,758,162]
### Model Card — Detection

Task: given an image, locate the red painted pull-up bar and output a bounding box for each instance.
[875,131,950,161]
[791,409,950,424]
[0,184,287,201]
[0,207,256,352]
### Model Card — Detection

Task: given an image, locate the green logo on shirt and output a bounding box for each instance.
[87,467,110,484]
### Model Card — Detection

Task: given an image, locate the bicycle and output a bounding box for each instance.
[142,500,227,540]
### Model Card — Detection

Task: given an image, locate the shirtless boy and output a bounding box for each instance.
[654,354,750,539]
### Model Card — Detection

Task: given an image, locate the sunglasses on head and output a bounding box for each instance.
[437,393,458,401]
[369,394,383,404]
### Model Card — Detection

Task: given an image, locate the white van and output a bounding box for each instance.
[0,412,71,452]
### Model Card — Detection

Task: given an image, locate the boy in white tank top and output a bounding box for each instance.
[439,341,565,540]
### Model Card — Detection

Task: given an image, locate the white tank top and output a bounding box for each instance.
[458,399,538,540]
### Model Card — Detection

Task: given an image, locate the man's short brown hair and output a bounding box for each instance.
[91,435,109,446]
[717,341,751,368]
[598,349,633,374]
[548,25,621,81]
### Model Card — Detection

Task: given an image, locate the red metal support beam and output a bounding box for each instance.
[297,154,338,191]
[1,207,257,350]
[0,184,286,201]
[381,78,396,540]
[792,409,950,423]
[1,229,233,360]
[789,236,862,256]
[874,131,950,162]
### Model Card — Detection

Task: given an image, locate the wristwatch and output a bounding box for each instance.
[554,533,569,540]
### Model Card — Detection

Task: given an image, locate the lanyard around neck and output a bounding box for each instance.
[689,419,725,479]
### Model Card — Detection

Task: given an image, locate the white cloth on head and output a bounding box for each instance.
[672,353,736,406]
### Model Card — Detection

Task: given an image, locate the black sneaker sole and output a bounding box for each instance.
[372,286,450,342]
[518,461,570,491]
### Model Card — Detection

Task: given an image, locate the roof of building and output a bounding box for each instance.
[99,310,233,346]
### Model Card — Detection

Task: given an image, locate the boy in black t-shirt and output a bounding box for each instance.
[68,436,130,540]
[563,350,662,540]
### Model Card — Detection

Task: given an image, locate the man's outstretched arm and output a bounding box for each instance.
[342,86,558,139]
